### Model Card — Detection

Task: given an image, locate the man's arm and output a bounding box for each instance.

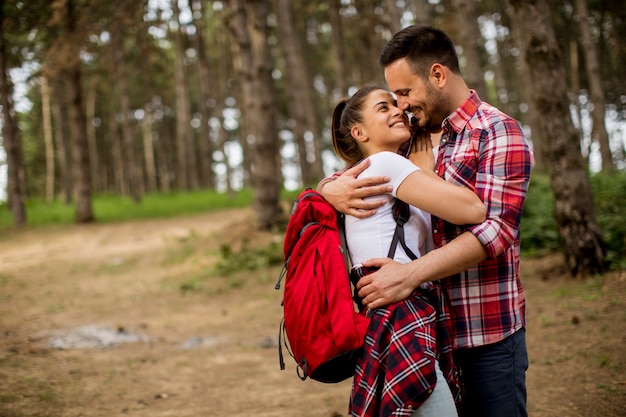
[357,231,488,309]
[317,158,392,218]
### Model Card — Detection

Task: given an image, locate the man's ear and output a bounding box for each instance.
[430,63,447,87]
[351,125,367,142]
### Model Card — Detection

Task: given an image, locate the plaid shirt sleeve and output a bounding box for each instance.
[438,97,534,259]
[467,116,533,259]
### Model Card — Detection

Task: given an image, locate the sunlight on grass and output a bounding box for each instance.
[0,189,259,229]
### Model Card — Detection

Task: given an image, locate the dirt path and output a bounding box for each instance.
[0,209,624,416]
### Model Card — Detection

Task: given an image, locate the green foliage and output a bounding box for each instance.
[589,171,626,269]
[211,239,283,277]
[521,172,626,269]
[520,174,560,256]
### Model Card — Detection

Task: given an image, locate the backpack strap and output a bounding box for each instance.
[337,212,352,275]
[387,199,418,261]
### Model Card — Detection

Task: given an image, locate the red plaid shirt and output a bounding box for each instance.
[349,275,461,417]
[432,91,534,348]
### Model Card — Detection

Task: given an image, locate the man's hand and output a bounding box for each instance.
[356,258,418,309]
[318,159,392,219]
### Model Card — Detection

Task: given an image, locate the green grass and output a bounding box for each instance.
[0,188,303,230]
[0,189,251,229]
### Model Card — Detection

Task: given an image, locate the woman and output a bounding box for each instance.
[331,86,486,417]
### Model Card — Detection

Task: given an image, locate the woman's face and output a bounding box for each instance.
[356,89,411,155]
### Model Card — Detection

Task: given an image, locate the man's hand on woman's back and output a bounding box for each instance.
[317,159,392,219]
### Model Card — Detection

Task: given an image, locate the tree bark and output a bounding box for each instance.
[41,76,55,203]
[228,0,281,230]
[573,0,613,171]
[451,0,489,100]
[113,20,142,203]
[275,0,324,186]
[328,0,350,97]
[51,77,73,203]
[189,0,216,189]
[0,6,26,225]
[507,0,605,276]
[85,75,101,193]
[171,0,198,190]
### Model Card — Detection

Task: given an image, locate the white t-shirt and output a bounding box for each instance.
[345,151,435,268]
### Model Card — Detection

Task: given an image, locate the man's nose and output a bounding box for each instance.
[396,98,409,111]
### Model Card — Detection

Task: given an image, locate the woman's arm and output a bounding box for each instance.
[396,171,486,225]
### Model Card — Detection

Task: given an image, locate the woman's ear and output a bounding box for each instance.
[351,125,368,142]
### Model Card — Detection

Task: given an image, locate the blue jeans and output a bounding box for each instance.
[453,329,528,417]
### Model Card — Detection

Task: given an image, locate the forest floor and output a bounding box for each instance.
[0,207,624,417]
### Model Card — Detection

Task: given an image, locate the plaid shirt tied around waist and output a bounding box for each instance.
[349,267,461,417]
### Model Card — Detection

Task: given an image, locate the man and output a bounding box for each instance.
[319,25,534,417]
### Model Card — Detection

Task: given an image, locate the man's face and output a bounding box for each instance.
[384,58,447,132]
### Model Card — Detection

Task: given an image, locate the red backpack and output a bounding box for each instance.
[275,189,370,383]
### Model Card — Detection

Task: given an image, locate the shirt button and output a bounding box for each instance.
[433,229,438,234]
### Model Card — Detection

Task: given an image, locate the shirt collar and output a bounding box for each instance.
[443,90,481,134]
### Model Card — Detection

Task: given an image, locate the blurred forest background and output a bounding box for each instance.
[0,0,625,274]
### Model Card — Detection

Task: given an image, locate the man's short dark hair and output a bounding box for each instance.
[379,25,461,78]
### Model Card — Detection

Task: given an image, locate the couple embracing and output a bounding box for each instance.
[320,24,534,417]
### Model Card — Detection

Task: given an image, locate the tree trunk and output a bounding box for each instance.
[275,0,324,186]
[573,0,613,172]
[51,77,73,203]
[507,0,605,276]
[109,97,126,195]
[225,0,254,189]
[247,0,281,229]
[228,0,281,230]
[0,7,26,225]
[171,0,198,191]
[141,105,157,193]
[502,5,544,172]
[113,21,142,203]
[328,0,350,97]
[41,76,55,203]
[567,38,588,165]
[189,0,215,189]
[67,64,94,223]
[451,0,489,101]
[85,75,101,193]
[63,0,93,223]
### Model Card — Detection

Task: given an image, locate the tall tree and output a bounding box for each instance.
[112,16,142,203]
[275,0,324,186]
[507,0,605,275]
[50,77,73,203]
[450,0,489,100]
[328,0,350,97]
[171,0,198,190]
[188,0,216,189]
[62,0,94,222]
[246,0,282,229]
[41,76,55,203]
[0,3,26,225]
[573,0,614,171]
[227,0,281,229]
